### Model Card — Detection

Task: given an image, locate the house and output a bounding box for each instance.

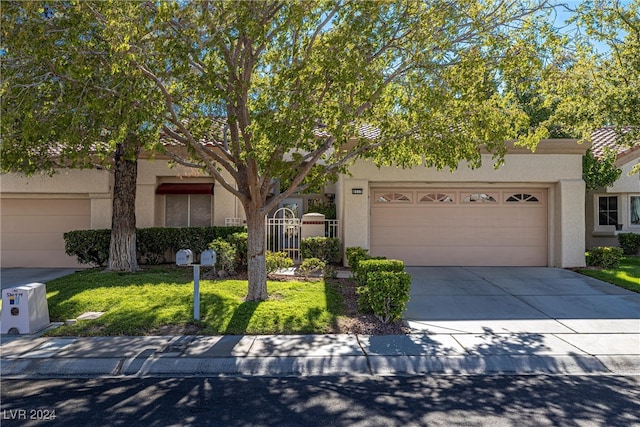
[1,139,590,269]
[585,127,640,250]
[338,139,588,267]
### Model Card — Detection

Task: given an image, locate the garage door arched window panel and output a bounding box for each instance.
[505,193,540,203]
[418,192,455,203]
[598,195,619,226]
[462,193,497,203]
[375,192,412,203]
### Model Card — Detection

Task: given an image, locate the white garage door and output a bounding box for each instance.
[1,198,91,268]
[370,188,547,266]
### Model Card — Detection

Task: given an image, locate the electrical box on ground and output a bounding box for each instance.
[1,283,50,334]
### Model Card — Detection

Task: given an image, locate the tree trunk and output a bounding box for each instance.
[108,143,139,272]
[245,209,268,301]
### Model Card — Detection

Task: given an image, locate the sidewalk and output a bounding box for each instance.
[2,329,639,378]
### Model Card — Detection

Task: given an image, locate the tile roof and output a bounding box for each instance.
[590,127,639,159]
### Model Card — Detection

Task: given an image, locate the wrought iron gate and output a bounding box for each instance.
[265,207,301,262]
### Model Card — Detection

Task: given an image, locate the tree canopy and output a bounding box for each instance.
[544,0,639,173]
[2,0,567,299]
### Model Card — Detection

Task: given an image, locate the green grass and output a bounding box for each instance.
[42,266,343,336]
[576,256,640,293]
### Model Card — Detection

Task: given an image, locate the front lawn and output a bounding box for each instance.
[42,266,343,336]
[576,256,640,293]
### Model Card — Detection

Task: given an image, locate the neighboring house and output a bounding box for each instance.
[1,138,589,269]
[585,127,640,250]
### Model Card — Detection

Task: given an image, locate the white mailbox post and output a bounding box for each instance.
[176,249,216,321]
[1,283,50,334]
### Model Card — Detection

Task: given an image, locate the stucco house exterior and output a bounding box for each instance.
[585,128,640,250]
[1,139,589,269]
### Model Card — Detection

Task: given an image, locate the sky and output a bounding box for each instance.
[551,0,632,54]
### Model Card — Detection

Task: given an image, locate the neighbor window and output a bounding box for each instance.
[598,196,618,226]
[631,196,640,225]
[166,194,212,227]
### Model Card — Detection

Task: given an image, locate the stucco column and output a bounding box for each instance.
[341,178,369,265]
[90,195,113,229]
[554,179,586,268]
[135,184,156,228]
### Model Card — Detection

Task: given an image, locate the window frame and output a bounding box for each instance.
[630,194,640,229]
[165,193,213,227]
[596,195,619,228]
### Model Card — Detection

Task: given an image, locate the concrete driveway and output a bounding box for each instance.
[1,268,79,290]
[405,266,640,334]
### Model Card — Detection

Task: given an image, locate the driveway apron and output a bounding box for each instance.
[404,266,640,335]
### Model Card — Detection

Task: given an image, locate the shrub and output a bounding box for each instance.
[63,229,111,267]
[586,246,624,269]
[63,226,247,267]
[228,232,248,269]
[137,227,176,264]
[345,247,371,281]
[358,271,411,323]
[301,237,340,262]
[209,238,237,273]
[618,233,640,255]
[266,251,294,274]
[356,259,404,285]
[298,257,326,279]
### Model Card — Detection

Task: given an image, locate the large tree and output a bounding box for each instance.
[1,2,164,272]
[3,1,558,300]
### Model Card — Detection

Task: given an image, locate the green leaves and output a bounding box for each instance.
[582,148,622,190]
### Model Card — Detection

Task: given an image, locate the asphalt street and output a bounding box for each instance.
[2,375,639,427]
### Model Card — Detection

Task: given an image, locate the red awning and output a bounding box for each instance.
[156,183,214,195]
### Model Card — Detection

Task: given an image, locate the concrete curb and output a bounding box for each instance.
[2,334,639,378]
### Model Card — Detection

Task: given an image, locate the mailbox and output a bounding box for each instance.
[176,249,193,266]
[200,249,217,267]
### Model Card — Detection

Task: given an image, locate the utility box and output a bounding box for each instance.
[1,283,50,334]
[200,249,217,267]
[176,249,193,266]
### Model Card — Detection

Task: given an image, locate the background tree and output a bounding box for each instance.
[1,2,164,272]
[544,0,639,174]
[3,1,559,300]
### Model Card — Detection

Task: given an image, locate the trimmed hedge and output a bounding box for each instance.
[586,246,624,269]
[359,271,411,323]
[64,229,112,267]
[356,259,405,285]
[618,233,640,255]
[345,247,371,282]
[356,258,407,316]
[301,237,340,263]
[64,226,245,266]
